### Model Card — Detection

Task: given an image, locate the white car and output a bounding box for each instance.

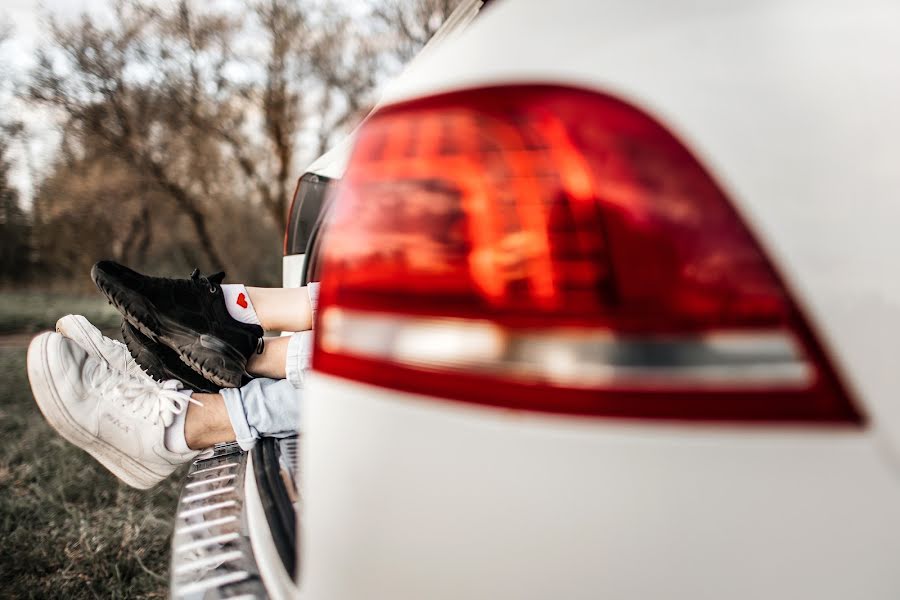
[289,0,900,598]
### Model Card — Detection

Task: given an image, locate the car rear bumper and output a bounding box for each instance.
[170,438,300,599]
[169,443,267,598]
[300,373,900,600]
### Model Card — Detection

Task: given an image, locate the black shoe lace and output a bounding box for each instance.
[190,269,226,294]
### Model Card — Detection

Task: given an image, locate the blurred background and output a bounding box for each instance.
[0,0,456,596]
[1,0,457,290]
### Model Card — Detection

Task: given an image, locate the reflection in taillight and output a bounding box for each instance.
[313,85,862,423]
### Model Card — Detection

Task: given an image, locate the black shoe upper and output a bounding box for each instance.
[122,321,222,393]
[92,260,264,385]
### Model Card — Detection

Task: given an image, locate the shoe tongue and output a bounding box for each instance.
[189,269,226,286]
[162,379,184,392]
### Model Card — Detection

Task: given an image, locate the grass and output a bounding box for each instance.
[0,290,122,334]
[0,341,184,597]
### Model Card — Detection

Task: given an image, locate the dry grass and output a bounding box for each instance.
[0,344,186,598]
[0,290,121,334]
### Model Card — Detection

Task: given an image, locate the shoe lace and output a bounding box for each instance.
[190,268,226,294]
[90,362,203,427]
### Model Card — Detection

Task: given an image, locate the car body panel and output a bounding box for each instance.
[283,253,305,289]
[300,373,900,600]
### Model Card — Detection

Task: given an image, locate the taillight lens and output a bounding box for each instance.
[313,85,861,423]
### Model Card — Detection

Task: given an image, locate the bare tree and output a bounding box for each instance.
[25,0,462,280]
[306,13,382,156]
[371,0,461,63]
[27,0,311,269]
[0,126,30,282]
[28,2,234,268]
[0,24,32,282]
[164,0,308,232]
[308,0,463,156]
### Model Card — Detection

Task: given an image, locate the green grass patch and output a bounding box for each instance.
[0,347,183,598]
[0,291,121,334]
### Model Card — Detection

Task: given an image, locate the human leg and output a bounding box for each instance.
[30,328,302,488]
[246,335,290,379]
[91,261,318,388]
[182,392,236,449]
[217,378,299,451]
[158,378,300,452]
[56,317,303,449]
[242,286,313,332]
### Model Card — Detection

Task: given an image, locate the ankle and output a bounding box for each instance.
[246,336,289,379]
[221,284,262,326]
[184,393,236,449]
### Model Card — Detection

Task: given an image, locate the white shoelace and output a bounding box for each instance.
[90,362,203,427]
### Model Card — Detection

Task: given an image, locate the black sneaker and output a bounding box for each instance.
[121,321,222,393]
[91,260,264,388]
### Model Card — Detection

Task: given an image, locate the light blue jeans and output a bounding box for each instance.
[219,284,318,450]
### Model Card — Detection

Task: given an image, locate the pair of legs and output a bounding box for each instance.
[174,286,314,448]
[28,262,319,488]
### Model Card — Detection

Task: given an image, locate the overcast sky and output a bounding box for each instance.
[3,0,112,70]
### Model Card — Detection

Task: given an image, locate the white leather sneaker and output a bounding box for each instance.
[27,331,200,489]
[56,314,151,381]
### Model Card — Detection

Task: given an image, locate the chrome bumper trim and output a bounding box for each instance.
[169,442,266,599]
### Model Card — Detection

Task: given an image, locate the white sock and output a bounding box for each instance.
[221,284,262,326]
[164,391,193,454]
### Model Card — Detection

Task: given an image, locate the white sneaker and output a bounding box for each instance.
[56,314,151,381]
[27,331,199,489]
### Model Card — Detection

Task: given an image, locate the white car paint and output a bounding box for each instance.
[298,0,900,598]
[301,373,900,600]
[282,253,305,290]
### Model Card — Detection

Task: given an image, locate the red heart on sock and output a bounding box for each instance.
[236,293,248,309]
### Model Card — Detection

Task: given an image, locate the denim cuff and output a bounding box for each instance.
[220,386,258,451]
[286,331,314,390]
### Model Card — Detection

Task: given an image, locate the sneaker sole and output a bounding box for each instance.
[27,332,166,490]
[119,322,169,382]
[121,322,221,393]
[92,265,245,388]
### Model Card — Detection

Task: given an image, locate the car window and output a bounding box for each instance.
[302,194,334,286]
[284,172,337,257]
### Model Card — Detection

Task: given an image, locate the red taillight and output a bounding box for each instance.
[313,85,862,423]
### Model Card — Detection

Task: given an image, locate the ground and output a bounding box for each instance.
[0,290,123,334]
[0,291,183,599]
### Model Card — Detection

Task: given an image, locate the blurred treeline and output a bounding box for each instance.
[0,0,458,290]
